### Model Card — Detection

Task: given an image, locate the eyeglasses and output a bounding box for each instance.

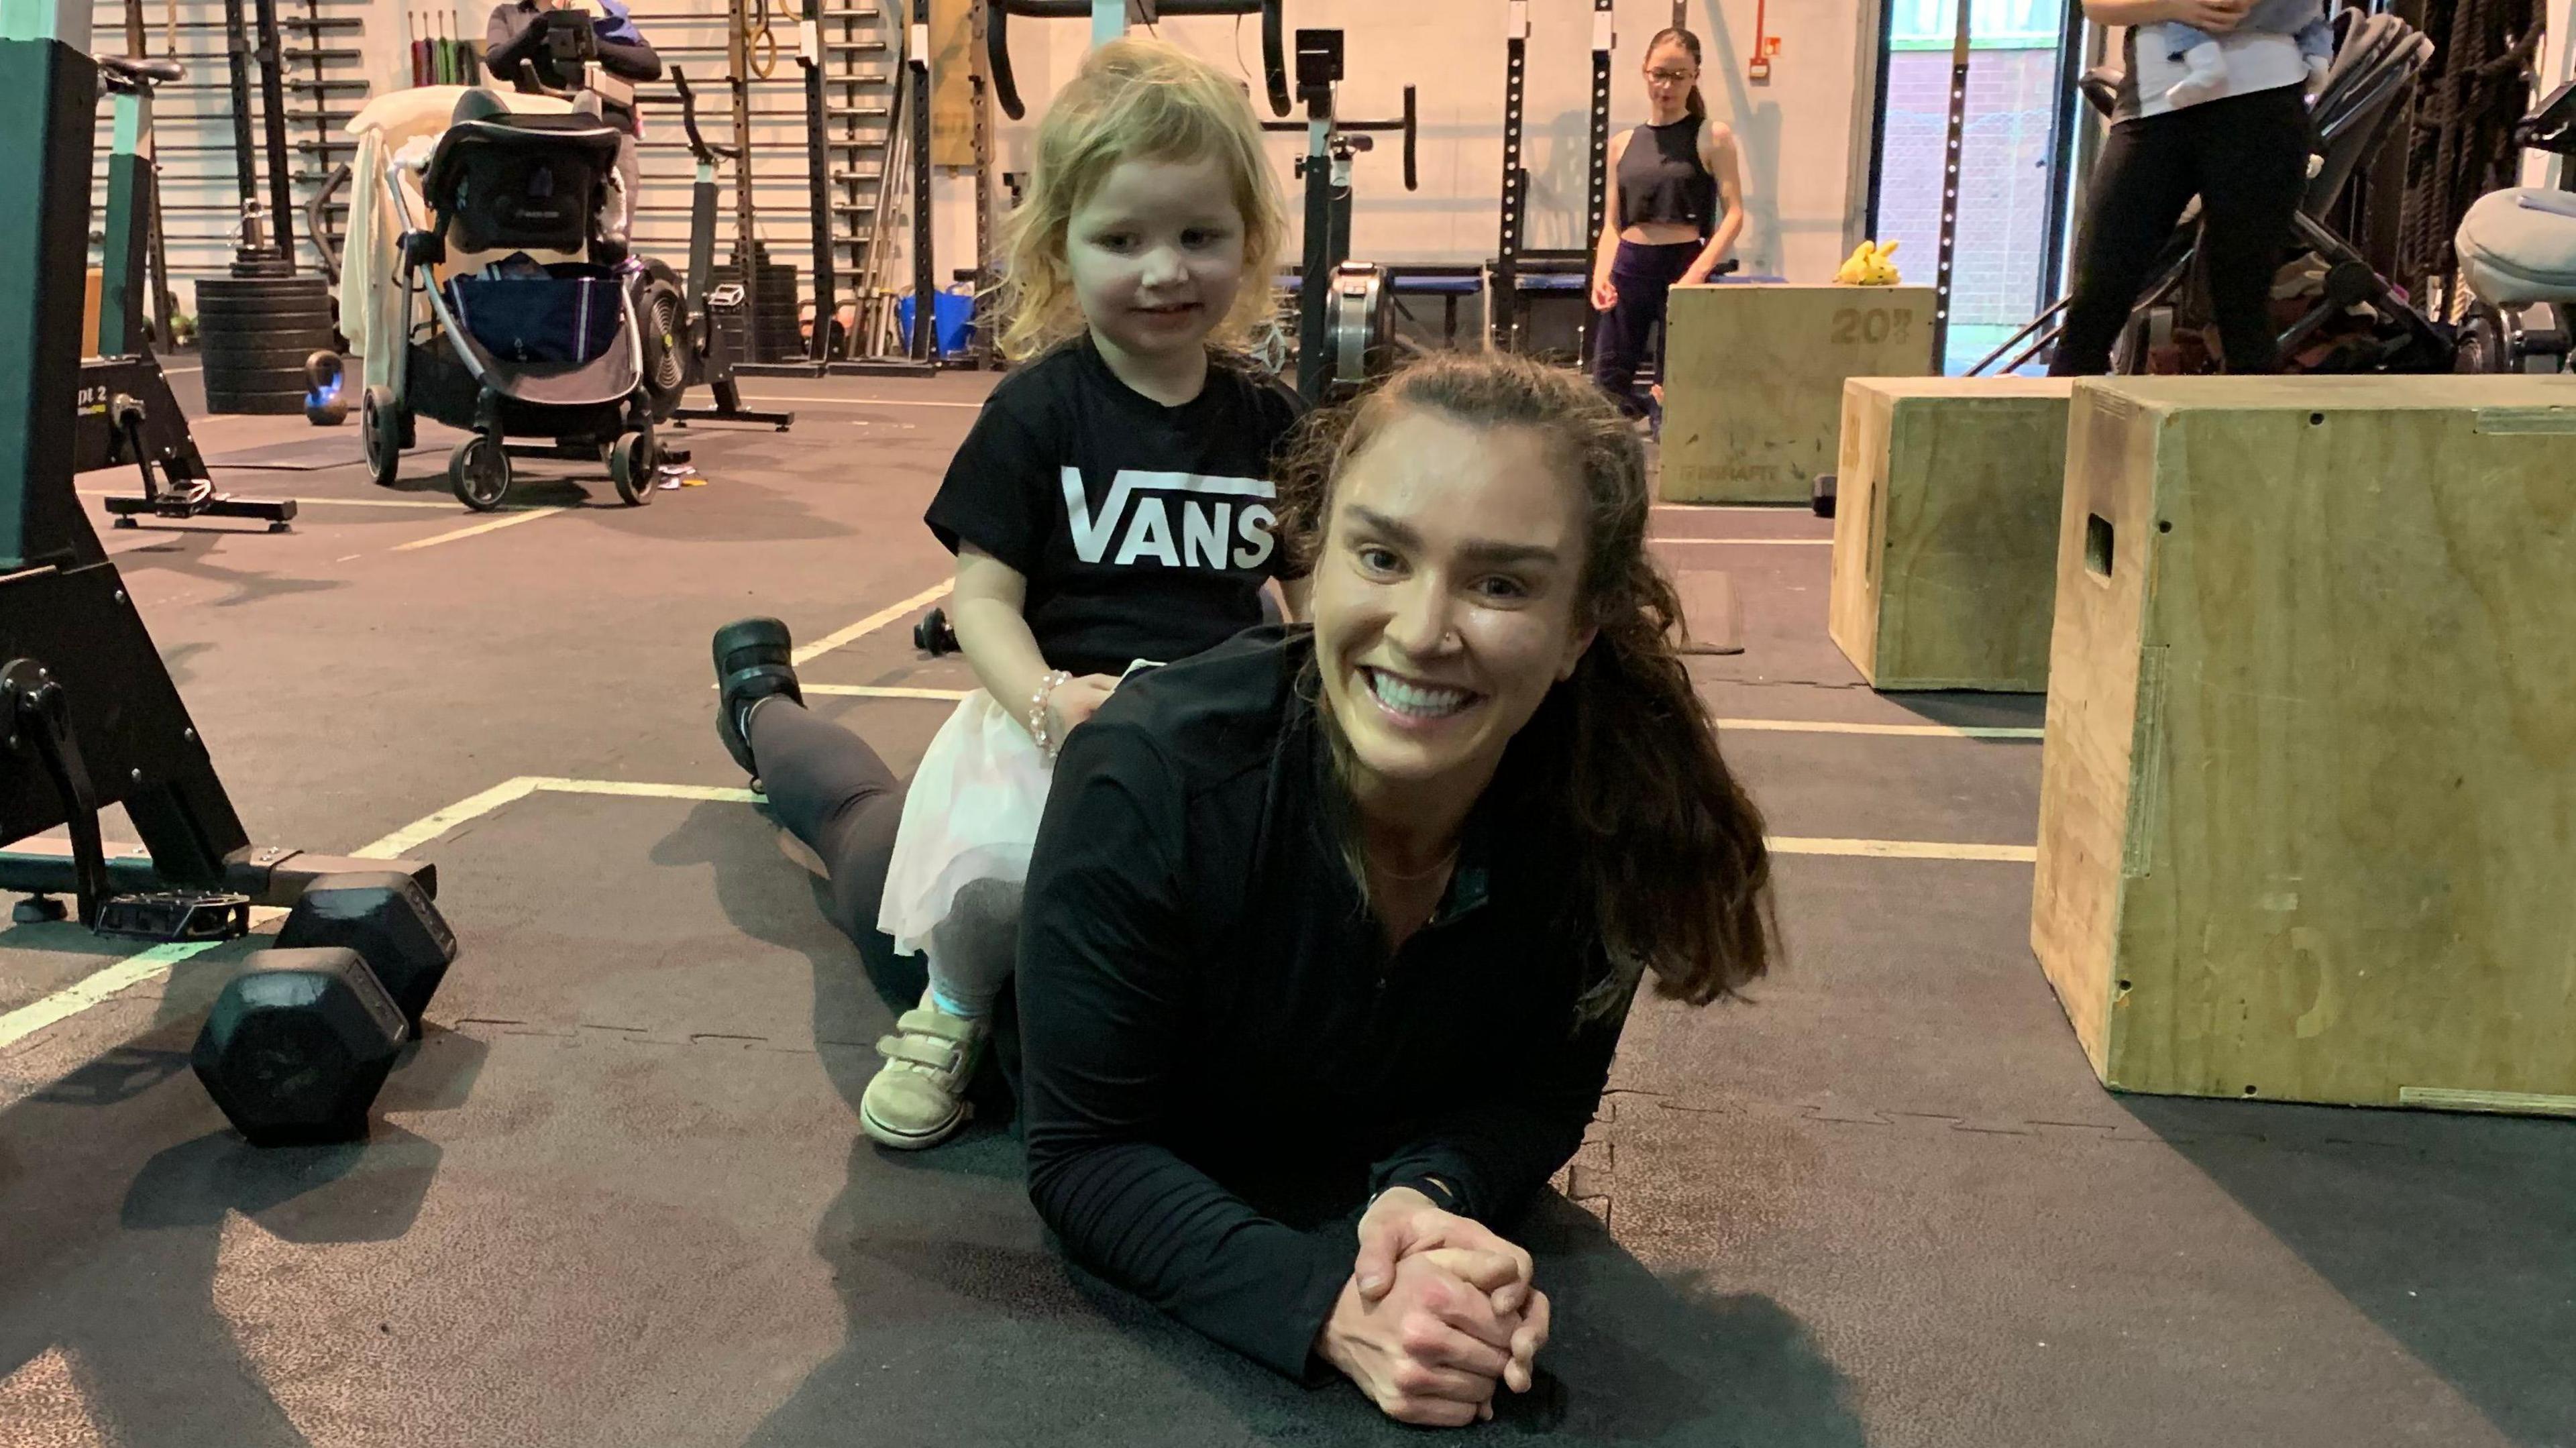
[1646,68,1698,85]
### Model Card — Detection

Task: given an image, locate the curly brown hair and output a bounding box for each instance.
[1277,351,1776,1019]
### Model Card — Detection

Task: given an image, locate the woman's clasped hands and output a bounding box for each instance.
[1317,1186,1553,1427]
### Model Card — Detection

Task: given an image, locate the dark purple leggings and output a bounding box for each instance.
[1591,239,1701,418]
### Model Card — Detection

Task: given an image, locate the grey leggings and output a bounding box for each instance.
[749,698,1021,1017]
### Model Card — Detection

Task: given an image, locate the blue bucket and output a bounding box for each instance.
[898,287,977,357]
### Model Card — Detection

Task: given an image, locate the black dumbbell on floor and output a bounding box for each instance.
[274,871,457,1035]
[192,948,409,1148]
[192,871,458,1147]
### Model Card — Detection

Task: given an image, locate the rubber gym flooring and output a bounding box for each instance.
[1,367,2569,1448]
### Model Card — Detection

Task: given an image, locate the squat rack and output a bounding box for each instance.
[1487,0,1616,363]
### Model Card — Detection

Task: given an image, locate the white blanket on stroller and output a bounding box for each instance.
[339,87,577,392]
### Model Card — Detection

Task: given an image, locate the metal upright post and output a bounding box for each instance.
[1933,0,1973,367]
[250,0,296,266]
[971,0,996,369]
[908,0,935,363]
[799,0,835,363]
[728,0,763,360]
[99,80,154,356]
[219,0,265,260]
[1293,32,1337,402]
[1491,0,1527,350]
[1582,0,1613,365]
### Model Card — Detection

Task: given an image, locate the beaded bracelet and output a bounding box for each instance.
[1028,669,1072,757]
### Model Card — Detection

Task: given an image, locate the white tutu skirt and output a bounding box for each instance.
[877,690,1053,957]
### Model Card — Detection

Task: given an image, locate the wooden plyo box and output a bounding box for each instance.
[1658,284,1937,504]
[2031,376,2576,1115]
[1828,377,2071,691]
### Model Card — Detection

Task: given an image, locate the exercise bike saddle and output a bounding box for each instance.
[99,54,184,93]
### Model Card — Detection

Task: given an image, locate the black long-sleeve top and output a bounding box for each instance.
[1018,627,1630,1382]
[482,0,661,133]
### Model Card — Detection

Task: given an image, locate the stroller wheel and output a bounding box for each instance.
[362,386,407,489]
[608,429,658,506]
[450,436,511,511]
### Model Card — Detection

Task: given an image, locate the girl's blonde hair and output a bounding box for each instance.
[995,37,1288,361]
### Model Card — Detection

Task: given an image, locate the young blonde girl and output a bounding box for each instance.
[710,38,1303,1150]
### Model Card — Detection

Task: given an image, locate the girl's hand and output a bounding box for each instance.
[1676,264,1711,288]
[1591,276,1620,313]
[1043,673,1122,742]
[2166,0,2250,32]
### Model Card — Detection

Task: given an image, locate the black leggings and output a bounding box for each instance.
[749,697,907,949]
[2051,84,2312,376]
[1591,239,1699,417]
[753,697,1028,1109]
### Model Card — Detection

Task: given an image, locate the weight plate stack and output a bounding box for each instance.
[197,274,339,414]
[710,246,801,364]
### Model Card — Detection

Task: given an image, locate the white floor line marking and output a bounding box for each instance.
[524,778,766,805]
[1654,537,1832,547]
[1717,718,2043,740]
[0,777,2027,1050]
[790,581,954,666]
[739,392,984,410]
[0,905,287,1050]
[798,688,2044,741]
[7,777,765,1050]
[350,777,547,858]
[1768,837,2037,862]
[802,683,971,700]
[391,507,566,552]
[351,777,767,862]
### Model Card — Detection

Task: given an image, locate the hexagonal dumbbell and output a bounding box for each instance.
[191,946,407,1147]
[273,871,458,1036]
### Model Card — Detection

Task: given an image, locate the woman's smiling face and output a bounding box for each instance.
[1308,407,1599,803]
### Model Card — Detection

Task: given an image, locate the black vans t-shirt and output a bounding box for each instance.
[924,337,1307,679]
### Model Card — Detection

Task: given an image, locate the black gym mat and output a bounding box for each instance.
[3,383,2570,1448]
[201,435,445,471]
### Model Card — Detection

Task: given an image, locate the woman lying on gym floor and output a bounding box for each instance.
[1014,350,1776,1425]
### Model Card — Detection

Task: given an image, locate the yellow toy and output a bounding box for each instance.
[1835,239,1903,286]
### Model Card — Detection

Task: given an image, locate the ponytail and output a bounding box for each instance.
[1686,85,1707,120]
[1278,352,1776,1023]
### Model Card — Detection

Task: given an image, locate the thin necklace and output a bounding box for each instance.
[1375,844,1460,882]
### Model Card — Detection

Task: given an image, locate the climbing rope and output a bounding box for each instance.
[2396,0,2542,295]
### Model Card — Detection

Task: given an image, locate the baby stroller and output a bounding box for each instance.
[363,88,661,510]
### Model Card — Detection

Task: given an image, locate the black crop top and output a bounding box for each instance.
[1616,116,1717,233]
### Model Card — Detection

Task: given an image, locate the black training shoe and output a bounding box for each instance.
[712,616,803,782]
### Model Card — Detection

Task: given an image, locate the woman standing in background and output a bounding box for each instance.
[1588,26,1748,419]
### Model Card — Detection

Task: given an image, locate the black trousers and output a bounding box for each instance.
[1591,239,1699,416]
[2051,84,2312,376]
